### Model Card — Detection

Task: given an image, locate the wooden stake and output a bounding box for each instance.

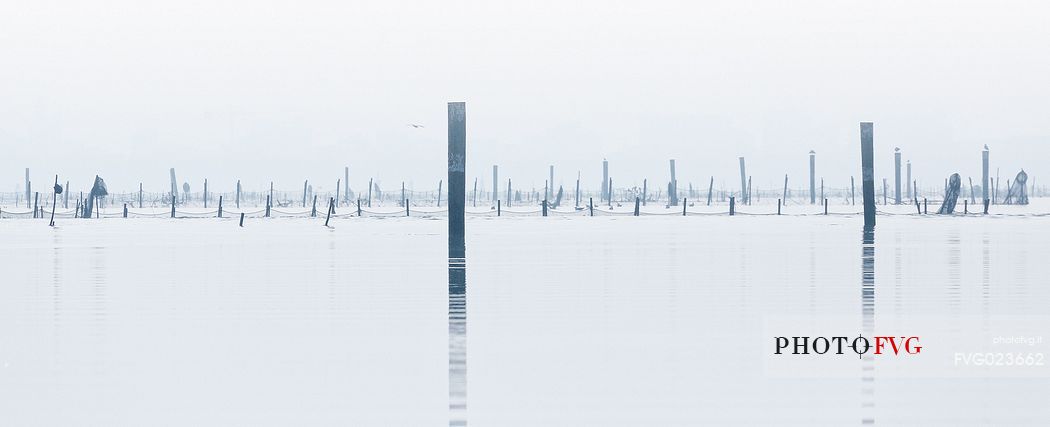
[809,150,816,204]
[325,197,334,226]
[707,176,714,206]
[860,123,876,227]
[448,102,466,261]
[49,175,58,226]
[642,179,647,206]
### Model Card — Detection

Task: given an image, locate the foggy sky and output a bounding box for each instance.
[2,0,1048,195]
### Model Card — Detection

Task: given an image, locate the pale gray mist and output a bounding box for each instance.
[2,1,1048,194]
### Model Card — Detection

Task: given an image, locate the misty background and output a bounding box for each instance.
[2,0,1047,195]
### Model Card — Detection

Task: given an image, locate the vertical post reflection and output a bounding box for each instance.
[448,256,467,426]
[860,225,876,424]
[862,226,875,332]
[447,101,468,426]
[981,232,991,316]
[947,230,962,313]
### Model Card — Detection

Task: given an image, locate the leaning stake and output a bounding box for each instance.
[49,176,61,227]
[325,197,334,226]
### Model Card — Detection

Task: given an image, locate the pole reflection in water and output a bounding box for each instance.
[448,252,467,426]
[447,100,467,426]
[860,225,876,425]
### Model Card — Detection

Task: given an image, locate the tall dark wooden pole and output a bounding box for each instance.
[448,102,466,261]
[982,146,990,206]
[893,148,901,204]
[809,150,816,204]
[738,157,747,204]
[642,178,647,206]
[669,159,678,206]
[548,165,554,201]
[447,102,468,426]
[25,168,31,209]
[170,168,178,204]
[851,176,856,205]
[861,122,876,227]
[906,160,912,200]
[492,165,498,205]
[575,173,580,208]
[602,159,609,202]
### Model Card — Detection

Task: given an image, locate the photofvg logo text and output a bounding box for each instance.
[774,335,921,358]
[762,315,1050,379]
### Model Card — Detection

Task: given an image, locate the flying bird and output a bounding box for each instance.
[407,124,425,128]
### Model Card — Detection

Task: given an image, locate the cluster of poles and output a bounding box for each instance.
[3,107,1035,224]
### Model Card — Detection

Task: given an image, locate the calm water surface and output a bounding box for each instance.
[1,215,1048,426]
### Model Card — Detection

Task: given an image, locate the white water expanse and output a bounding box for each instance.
[1,214,1048,425]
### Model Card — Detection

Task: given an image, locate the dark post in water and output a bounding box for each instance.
[809,150,816,204]
[602,159,609,202]
[738,157,747,205]
[25,168,31,209]
[894,147,902,204]
[982,145,990,207]
[906,160,912,200]
[669,159,678,206]
[860,122,876,227]
[448,102,467,260]
[548,165,554,202]
[492,165,498,205]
